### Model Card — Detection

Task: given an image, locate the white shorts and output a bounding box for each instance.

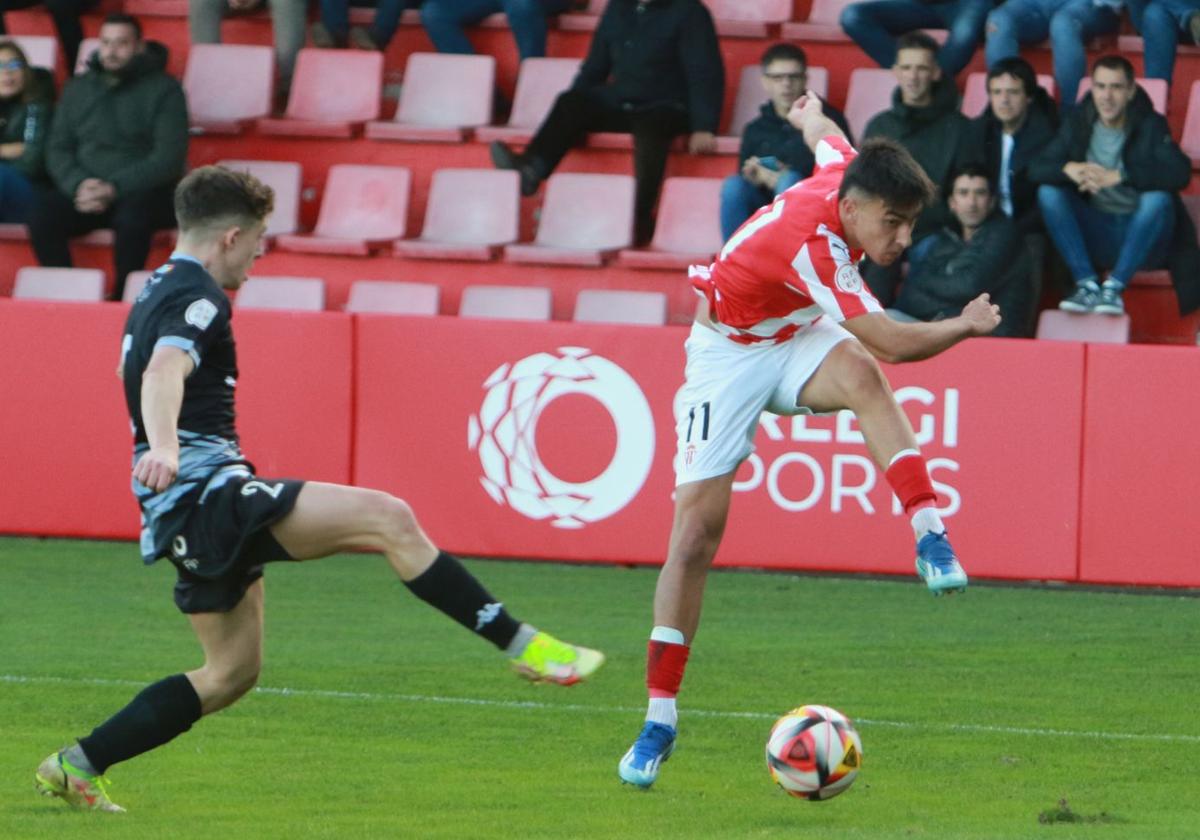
[674,318,852,486]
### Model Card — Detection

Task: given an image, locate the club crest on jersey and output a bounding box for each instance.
[835,264,863,294]
[185,298,219,330]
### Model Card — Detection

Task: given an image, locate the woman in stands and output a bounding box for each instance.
[0,40,53,223]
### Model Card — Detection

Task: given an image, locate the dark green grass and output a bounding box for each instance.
[2,536,1198,839]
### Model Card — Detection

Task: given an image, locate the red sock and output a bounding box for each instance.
[885,451,938,515]
[646,641,690,699]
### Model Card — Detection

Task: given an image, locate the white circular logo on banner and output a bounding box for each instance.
[468,347,655,529]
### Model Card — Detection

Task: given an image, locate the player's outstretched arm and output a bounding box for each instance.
[787,92,848,153]
[133,346,194,492]
[841,293,1001,364]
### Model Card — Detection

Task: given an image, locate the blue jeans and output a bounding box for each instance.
[985,0,1121,109]
[319,0,419,45]
[421,0,572,59]
[0,164,34,223]
[719,170,803,241]
[1037,185,1174,287]
[1128,0,1200,85]
[839,0,993,77]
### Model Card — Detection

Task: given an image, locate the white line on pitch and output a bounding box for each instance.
[4,673,1198,745]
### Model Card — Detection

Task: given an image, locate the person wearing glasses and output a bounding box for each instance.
[0,40,53,223]
[720,43,851,241]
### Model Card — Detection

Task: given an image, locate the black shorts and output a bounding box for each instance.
[168,473,305,614]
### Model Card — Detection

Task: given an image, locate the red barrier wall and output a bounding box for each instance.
[0,302,353,540]
[355,318,1084,581]
[1078,344,1200,586]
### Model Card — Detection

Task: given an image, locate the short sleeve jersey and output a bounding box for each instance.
[121,257,237,446]
[691,136,882,345]
[121,257,250,564]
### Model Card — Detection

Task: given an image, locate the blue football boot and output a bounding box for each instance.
[618,722,676,788]
[915,530,968,596]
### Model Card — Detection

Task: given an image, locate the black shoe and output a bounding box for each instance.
[490,141,541,196]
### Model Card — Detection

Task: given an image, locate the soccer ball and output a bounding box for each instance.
[765,704,863,800]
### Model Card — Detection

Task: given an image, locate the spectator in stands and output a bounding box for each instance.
[312,0,422,51]
[190,0,306,100]
[893,164,1035,335]
[1128,0,1200,89]
[860,31,968,303]
[28,14,187,302]
[489,0,724,245]
[1031,55,1199,316]
[839,0,990,78]
[955,56,1058,234]
[420,0,584,58]
[0,40,53,223]
[0,0,97,73]
[719,43,851,241]
[985,0,1124,112]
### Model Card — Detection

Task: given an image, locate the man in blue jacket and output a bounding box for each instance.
[1031,55,1199,316]
[719,43,851,241]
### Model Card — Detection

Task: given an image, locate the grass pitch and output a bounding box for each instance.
[2,536,1198,839]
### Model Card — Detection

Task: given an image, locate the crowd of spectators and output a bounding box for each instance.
[1,0,1198,324]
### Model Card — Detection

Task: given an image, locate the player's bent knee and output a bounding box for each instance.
[368,492,426,551]
[838,344,890,403]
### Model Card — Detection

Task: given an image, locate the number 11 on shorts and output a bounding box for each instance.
[685,401,711,442]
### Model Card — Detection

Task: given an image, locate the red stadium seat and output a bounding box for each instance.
[616,177,724,269]
[1181,81,1200,167]
[122,270,155,303]
[573,289,668,325]
[345,281,441,315]
[1036,310,1130,344]
[275,165,410,256]
[366,53,495,142]
[235,276,326,311]
[11,35,57,72]
[503,173,635,266]
[216,159,303,239]
[844,68,896,143]
[459,285,552,320]
[393,168,519,261]
[258,49,383,138]
[960,72,1056,117]
[701,0,792,37]
[557,0,608,31]
[13,267,105,302]
[1118,33,1200,58]
[185,44,274,135]
[123,0,189,16]
[75,37,99,74]
[717,65,829,153]
[1076,77,1167,115]
[475,57,581,144]
[781,0,855,41]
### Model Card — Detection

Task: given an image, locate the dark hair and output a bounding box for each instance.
[174,166,274,233]
[760,42,807,69]
[0,40,33,102]
[986,56,1037,98]
[838,138,936,212]
[1092,54,1134,84]
[101,12,143,40]
[895,31,939,58]
[946,163,994,199]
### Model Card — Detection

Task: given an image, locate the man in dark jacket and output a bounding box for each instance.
[955,56,1057,235]
[895,164,1035,336]
[489,0,724,244]
[28,13,188,301]
[719,42,851,240]
[1031,55,1199,317]
[861,31,968,302]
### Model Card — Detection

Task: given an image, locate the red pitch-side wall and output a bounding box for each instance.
[1078,344,1200,586]
[354,316,1084,581]
[0,301,353,540]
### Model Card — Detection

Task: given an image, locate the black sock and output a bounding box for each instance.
[78,674,202,774]
[404,551,522,650]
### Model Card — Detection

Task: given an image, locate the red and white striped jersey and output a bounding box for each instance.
[690,135,882,345]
